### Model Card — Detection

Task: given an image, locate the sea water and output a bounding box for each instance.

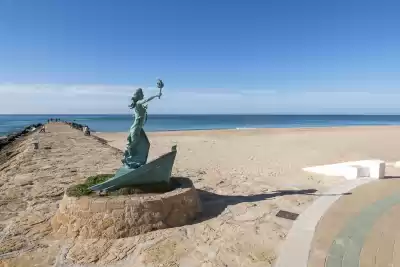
[2,114,400,136]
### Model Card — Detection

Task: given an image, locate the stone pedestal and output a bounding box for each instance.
[51,178,201,239]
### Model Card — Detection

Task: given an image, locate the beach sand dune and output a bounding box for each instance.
[2,123,400,266]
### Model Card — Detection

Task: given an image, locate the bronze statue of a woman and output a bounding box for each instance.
[89,79,180,192]
[122,80,163,169]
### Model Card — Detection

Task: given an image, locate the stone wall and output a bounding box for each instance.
[51,178,201,239]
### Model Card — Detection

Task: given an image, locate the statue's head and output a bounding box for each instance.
[133,88,144,101]
[129,88,144,109]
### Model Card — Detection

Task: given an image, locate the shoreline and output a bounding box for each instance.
[3,114,400,137]
[3,123,400,141]
[95,124,400,136]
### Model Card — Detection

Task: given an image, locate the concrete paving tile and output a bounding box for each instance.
[278,178,400,267]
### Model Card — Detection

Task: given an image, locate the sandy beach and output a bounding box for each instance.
[98,125,400,191]
[2,123,400,266]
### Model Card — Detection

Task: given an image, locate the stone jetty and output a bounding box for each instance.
[0,123,122,266]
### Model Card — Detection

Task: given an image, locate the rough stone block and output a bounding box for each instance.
[97,218,113,231]
[111,209,125,219]
[106,199,125,211]
[90,200,107,213]
[51,177,201,239]
[78,211,93,219]
[76,197,90,210]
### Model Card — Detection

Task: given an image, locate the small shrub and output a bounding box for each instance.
[66,175,180,197]
[85,174,113,186]
[66,184,92,197]
[66,174,113,197]
[109,181,172,195]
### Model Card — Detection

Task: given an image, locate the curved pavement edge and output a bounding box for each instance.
[274,177,377,267]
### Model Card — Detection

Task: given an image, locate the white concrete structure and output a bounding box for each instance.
[394,161,400,168]
[303,160,386,180]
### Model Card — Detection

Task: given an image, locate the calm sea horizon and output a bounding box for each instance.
[2,114,400,136]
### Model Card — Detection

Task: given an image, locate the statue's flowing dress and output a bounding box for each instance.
[122,102,150,168]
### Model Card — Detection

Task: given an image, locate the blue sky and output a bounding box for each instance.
[1,0,400,114]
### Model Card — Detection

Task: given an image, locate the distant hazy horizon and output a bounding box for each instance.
[4,113,400,116]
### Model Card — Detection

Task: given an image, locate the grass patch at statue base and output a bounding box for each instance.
[66,174,179,197]
[66,174,113,197]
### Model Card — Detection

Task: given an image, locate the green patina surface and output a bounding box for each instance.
[122,79,163,169]
[89,146,177,192]
[88,79,178,193]
[325,192,400,267]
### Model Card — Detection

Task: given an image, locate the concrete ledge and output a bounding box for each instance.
[303,159,385,180]
[51,177,201,239]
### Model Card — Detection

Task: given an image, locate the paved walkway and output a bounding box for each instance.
[276,170,400,267]
[309,178,400,267]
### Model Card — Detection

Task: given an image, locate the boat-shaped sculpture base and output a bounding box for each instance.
[89,145,177,192]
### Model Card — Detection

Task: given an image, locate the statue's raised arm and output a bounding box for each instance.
[139,78,164,104]
[137,93,161,105]
[130,79,164,107]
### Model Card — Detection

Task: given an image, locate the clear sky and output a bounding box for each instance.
[1,0,400,114]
